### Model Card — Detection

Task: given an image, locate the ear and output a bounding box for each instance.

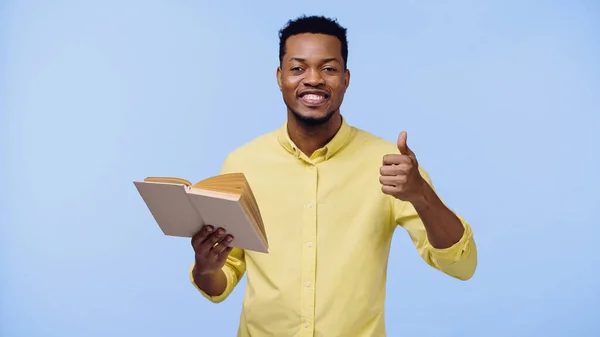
[344,68,350,90]
[276,67,283,91]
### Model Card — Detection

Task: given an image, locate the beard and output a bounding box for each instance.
[289,106,337,127]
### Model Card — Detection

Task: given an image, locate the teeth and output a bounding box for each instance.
[304,94,324,100]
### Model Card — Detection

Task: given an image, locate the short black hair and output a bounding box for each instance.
[278,15,348,69]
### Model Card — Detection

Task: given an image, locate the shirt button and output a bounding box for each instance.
[306,282,311,287]
[307,203,313,208]
[310,165,315,169]
[307,242,312,247]
[304,323,309,328]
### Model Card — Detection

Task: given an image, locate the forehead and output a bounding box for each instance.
[284,33,342,63]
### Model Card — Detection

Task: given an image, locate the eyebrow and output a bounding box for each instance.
[289,57,340,64]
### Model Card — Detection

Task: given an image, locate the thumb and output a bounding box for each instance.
[397,131,414,155]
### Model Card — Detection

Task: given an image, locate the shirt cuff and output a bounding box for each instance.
[425,216,474,266]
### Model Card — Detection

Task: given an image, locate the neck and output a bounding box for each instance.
[287,111,343,157]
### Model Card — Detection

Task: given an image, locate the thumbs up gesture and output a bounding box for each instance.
[379,131,427,203]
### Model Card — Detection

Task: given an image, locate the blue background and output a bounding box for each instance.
[2,0,599,336]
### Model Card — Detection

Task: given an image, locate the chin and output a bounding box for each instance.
[290,107,336,126]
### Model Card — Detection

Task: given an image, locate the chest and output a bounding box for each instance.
[241,157,394,255]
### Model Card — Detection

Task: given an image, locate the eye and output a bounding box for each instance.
[290,66,303,72]
[323,66,337,72]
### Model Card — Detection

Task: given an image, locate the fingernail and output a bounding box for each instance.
[206,226,213,232]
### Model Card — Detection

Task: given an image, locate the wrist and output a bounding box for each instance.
[408,179,434,209]
[192,264,215,279]
[192,265,227,297]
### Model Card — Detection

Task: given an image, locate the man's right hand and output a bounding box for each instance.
[191,225,234,277]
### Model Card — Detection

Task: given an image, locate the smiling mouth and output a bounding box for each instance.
[299,93,329,106]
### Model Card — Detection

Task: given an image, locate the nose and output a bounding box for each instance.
[303,68,325,87]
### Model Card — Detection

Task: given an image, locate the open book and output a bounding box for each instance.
[133,173,268,253]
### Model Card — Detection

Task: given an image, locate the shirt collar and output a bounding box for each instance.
[277,116,353,161]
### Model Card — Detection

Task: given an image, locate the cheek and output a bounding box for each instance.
[331,87,345,101]
[327,78,345,95]
[282,79,298,95]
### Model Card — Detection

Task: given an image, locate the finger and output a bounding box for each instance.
[380,163,411,176]
[191,225,214,250]
[216,246,234,264]
[397,131,415,156]
[381,185,400,195]
[211,235,234,255]
[382,154,411,165]
[379,175,407,187]
[195,232,222,258]
[205,227,227,249]
[194,227,225,256]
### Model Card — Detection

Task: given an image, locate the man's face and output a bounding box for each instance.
[277,33,350,126]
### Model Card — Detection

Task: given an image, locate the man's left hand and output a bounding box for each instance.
[379,131,427,203]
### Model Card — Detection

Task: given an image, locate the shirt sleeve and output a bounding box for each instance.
[393,168,478,281]
[189,152,248,302]
[189,247,246,303]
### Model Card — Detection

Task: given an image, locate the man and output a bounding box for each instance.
[189,15,477,337]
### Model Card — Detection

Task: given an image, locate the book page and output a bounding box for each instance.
[187,190,268,253]
[134,181,204,237]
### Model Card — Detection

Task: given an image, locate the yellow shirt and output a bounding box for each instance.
[190,118,477,337]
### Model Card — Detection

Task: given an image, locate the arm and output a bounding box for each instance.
[393,168,477,280]
[190,247,246,303]
[410,176,466,249]
[381,132,477,280]
[192,267,228,297]
[189,152,247,302]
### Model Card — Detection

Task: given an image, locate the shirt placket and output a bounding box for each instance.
[300,161,318,336]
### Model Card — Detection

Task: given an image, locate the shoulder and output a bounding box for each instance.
[348,125,399,157]
[348,125,433,182]
[220,128,280,173]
